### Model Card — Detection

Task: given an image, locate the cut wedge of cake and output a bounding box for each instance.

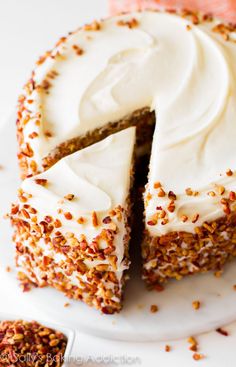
[10,127,136,314]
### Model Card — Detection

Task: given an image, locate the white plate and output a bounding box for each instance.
[1,116,236,342]
[0,312,75,367]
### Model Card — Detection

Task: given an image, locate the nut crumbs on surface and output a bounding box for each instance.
[216,185,225,195]
[229,191,236,201]
[167,200,175,213]
[35,178,48,186]
[192,214,199,224]
[193,353,205,361]
[92,211,98,227]
[83,20,101,31]
[77,216,86,224]
[72,44,84,56]
[64,193,75,201]
[188,336,198,351]
[150,304,159,313]
[186,187,193,196]
[226,169,233,176]
[165,344,171,352]
[216,327,229,336]
[45,130,53,138]
[168,191,177,200]
[207,191,216,197]
[64,212,73,220]
[153,181,161,189]
[17,271,37,292]
[214,270,223,278]
[54,218,62,228]
[158,188,166,197]
[117,18,139,29]
[181,215,188,222]
[192,300,201,310]
[148,283,165,292]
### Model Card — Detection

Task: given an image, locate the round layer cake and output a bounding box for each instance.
[12,9,236,313]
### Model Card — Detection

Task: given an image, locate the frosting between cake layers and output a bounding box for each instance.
[20,127,136,274]
[21,11,236,235]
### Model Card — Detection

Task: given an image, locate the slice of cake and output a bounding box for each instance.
[10,127,136,314]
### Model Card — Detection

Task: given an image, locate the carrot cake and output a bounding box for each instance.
[10,127,135,314]
[13,9,236,307]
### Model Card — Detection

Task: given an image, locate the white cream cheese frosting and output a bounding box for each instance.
[19,127,136,276]
[20,11,236,235]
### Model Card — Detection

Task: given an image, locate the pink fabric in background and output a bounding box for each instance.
[109,0,236,23]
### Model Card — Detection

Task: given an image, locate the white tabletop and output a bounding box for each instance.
[1,1,236,366]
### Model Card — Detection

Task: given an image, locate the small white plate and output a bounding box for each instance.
[0,312,75,367]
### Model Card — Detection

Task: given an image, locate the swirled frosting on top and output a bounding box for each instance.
[20,11,236,235]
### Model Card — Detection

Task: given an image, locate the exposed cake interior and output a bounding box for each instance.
[42,108,155,172]
[10,127,136,314]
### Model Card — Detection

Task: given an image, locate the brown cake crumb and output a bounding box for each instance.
[28,131,38,139]
[154,181,161,189]
[167,201,175,213]
[214,270,223,278]
[229,191,236,201]
[117,18,139,29]
[208,191,216,197]
[216,185,225,195]
[168,191,177,200]
[64,212,73,220]
[77,216,85,224]
[45,130,53,138]
[165,344,171,352]
[193,353,205,361]
[150,304,159,313]
[84,20,101,31]
[188,336,198,352]
[92,211,98,226]
[186,187,193,196]
[64,194,75,201]
[192,300,201,310]
[181,215,188,222]
[192,214,199,224]
[158,188,166,197]
[185,187,199,196]
[226,169,233,176]
[35,178,48,186]
[216,327,229,336]
[17,271,37,292]
[72,44,84,56]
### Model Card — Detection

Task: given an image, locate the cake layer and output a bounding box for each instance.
[10,127,136,313]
